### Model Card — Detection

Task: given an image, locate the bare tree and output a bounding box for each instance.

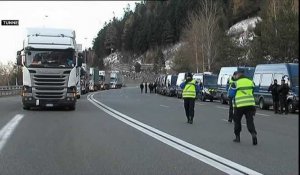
[183,0,221,72]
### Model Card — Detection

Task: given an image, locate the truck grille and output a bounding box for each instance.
[33,74,68,99]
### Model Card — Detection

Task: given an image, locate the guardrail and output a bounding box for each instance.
[0,86,22,97]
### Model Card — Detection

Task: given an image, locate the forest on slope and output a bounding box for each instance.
[77,0,297,74]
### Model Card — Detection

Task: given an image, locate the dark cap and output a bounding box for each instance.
[233,71,238,75]
[186,72,193,78]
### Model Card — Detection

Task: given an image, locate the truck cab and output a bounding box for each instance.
[17,28,82,110]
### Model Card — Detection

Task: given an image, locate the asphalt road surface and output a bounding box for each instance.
[0,85,298,175]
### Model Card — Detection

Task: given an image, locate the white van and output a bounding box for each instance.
[175,72,187,98]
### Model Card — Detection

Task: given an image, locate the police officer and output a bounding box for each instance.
[268,79,280,114]
[278,79,289,114]
[140,82,144,93]
[226,72,237,123]
[180,73,200,124]
[228,70,257,145]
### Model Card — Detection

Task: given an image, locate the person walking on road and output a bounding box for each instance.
[145,82,148,93]
[140,82,144,94]
[226,72,237,123]
[278,79,289,114]
[180,73,200,124]
[149,83,153,93]
[268,79,280,114]
[154,82,157,93]
[228,70,258,145]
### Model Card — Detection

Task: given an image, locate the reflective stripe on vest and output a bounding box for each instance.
[235,78,255,108]
[182,80,196,98]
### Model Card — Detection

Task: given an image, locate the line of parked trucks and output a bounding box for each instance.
[16,27,124,110]
[155,63,299,113]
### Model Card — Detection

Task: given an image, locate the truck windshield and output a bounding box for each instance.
[171,76,177,86]
[99,75,105,81]
[204,75,218,86]
[26,50,75,68]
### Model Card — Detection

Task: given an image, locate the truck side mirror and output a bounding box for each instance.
[77,57,83,67]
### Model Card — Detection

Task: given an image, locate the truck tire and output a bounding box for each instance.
[220,94,227,104]
[201,94,206,102]
[23,105,30,110]
[288,100,296,113]
[259,98,269,110]
[69,105,76,111]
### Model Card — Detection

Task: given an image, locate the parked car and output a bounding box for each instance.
[175,72,187,98]
[165,75,178,96]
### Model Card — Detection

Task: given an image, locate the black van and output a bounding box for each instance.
[253,63,299,113]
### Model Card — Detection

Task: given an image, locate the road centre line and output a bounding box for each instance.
[88,93,262,175]
[0,114,24,153]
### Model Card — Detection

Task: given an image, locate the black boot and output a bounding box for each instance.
[233,135,240,142]
[187,117,190,123]
[252,134,257,145]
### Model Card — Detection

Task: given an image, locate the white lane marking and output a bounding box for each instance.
[88,93,262,175]
[160,105,169,108]
[0,114,24,153]
[256,113,270,117]
[221,119,246,126]
[217,106,229,110]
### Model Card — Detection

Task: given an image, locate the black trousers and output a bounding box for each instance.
[145,88,147,93]
[279,95,288,114]
[234,106,257,136]
[184,98,195,121]
[228,97,234,120]
[140,88,143,93]
[272,95,279,113]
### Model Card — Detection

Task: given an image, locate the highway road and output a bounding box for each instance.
[0,85,298,175]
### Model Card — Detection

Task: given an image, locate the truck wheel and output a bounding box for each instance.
[69,105,76,111]
[220,94,227,104]
[259,98,269,110]
[201,94,206,102]
[288,101,295,113]
[23,105,30,110]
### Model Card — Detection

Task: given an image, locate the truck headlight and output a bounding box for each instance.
[22,86,32,97]
[67,86,76,97]
[203,88,210,94]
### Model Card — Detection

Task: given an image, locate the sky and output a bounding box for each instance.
[0,1,138,64]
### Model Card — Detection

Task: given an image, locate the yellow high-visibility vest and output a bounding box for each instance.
[235,78,255,108]
[182,80,196,98]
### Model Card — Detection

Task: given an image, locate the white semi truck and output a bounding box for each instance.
[16,28,82,110]
[110,71,124,89]
[89,67,100,91]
